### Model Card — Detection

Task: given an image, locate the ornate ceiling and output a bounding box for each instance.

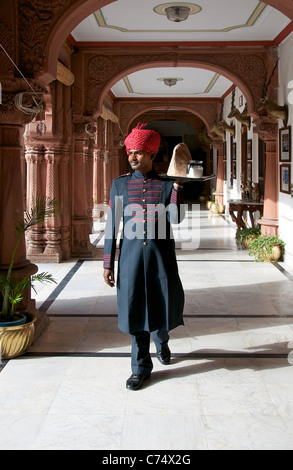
[71,0,291,99]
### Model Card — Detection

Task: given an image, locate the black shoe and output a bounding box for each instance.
[126,374,150,390]
[157,345,171,365]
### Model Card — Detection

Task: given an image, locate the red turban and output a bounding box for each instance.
[124,122,161,155]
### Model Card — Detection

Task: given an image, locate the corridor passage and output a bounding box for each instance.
[1,206,293,450]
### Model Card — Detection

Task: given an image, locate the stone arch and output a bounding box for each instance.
[116,100,219,137]
[87,52,267,118]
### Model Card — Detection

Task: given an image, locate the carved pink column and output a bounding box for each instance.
[59,144,71,259]
[259,139,279,235]
[103,157,111,204]
[43,146,62,261]
[25,145,45,257]
[213,138,224,205]
[0,123,29,267]
[92,144,105,220]
[0,117,44,332]
[84,143,94,218]
[254,118,279,235]
[72,125,96,258]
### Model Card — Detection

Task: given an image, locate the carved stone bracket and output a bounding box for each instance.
[253,116,278,141]
[73,116,96,140]
[212,137,225,151]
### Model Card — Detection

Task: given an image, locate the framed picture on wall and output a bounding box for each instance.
[280,164,291,194]
[246,139,252,161]
[232,142,236,160]
[247,161,252,182]
[279,126,291,162]
[232,161,236,179]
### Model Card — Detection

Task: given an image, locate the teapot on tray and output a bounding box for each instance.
[186,160,203,178]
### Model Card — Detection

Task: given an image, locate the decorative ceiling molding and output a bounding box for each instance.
[121,72,221,96]
[65,0,290,103]
[93,1,268,34]
[204,73,220,93]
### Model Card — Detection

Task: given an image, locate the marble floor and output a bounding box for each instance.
[1,206,293,450]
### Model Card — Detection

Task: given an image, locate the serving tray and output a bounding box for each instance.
[159,174,216,182]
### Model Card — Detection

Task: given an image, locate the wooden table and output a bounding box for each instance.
[228,199,264,230]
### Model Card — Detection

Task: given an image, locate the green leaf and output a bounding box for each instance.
[0,195,59,321]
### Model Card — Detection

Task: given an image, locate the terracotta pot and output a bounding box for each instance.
[0,312,37,359]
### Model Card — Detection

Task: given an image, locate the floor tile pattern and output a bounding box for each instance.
[1,208,293,450]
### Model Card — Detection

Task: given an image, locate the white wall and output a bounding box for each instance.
[222,88,259,217]
[220,32,293,268]
[278,32,293,268]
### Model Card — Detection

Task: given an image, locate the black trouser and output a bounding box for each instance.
[130,329,169,375]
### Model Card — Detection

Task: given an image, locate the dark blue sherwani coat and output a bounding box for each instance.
[103,169,185,334]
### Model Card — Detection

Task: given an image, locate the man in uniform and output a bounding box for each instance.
[103,123,185,390]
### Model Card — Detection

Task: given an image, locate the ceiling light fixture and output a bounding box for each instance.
[165,6,191,22]
[164,78,178,87]
[154,3,201,21]
[157,77,183,87]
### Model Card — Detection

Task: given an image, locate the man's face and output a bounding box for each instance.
[128,149,155,174]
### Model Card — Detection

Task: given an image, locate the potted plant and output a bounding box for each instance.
[208,183,225,214]
[248,234,285,262]
[210,198,225,214]
[0,196,58,358]
[236,225,261,249]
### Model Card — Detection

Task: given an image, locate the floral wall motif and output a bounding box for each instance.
[18,0,72,76]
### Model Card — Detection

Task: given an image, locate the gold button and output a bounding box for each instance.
[143,241,147,246]
[144,231,147,235]
[143,188,147,192]
[142,198,146,202]
[143,219,147,223]
[144,180,147,184]
[143,208,146,212]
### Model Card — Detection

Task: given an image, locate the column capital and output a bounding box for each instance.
[73,115,95,140]
[212,137,224,152]
[44,150,61,164]
[24,142,44,154]
[25,152,43,165]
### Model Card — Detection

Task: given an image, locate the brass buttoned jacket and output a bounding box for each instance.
[104,169,185,334]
